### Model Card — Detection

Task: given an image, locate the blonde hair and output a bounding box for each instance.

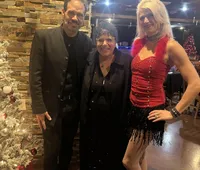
[136,0,173,39]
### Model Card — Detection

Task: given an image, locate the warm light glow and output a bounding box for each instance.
[180,27,184,30]
[3,128,8,132]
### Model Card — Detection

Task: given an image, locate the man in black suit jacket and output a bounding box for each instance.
[29,0,92,169]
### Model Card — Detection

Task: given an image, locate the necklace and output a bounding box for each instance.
[147,32,162,42]
[99,55,114,67]
[99,55,115,74]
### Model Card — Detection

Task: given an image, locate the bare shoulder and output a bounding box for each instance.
[166,38,185,56]
[167,39,180,51]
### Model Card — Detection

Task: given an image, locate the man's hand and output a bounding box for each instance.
[36,112,52,131]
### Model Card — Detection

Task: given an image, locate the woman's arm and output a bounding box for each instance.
[167,39,200,113]
[148,39,200,122]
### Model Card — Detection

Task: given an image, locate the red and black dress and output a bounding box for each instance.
[129,36,170,146]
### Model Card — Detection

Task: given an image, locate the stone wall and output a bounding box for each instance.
[0,0,91,166]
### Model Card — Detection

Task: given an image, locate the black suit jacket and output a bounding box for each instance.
[29,26,92,125]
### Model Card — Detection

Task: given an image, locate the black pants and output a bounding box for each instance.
[80,119,128,170]
[42,113,79,170]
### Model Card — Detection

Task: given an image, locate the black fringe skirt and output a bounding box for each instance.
[128,104,165,146]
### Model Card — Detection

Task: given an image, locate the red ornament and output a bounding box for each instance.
[3,113,7,119]
[30,148,37,156]
[16,165,25,170]
[0,113,7,120]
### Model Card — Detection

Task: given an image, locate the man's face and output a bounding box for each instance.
[62,0,85,36]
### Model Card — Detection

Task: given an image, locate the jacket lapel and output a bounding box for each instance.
[56,26,69,60]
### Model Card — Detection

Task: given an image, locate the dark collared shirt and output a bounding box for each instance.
[87,51,125,124]
[62,29,78,96]
[60,29,92,116]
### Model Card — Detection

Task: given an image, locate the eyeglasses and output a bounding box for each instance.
[96,38,115,45]
[67,10,85,20]
[139,13,154,21]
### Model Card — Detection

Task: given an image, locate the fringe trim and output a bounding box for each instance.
[127,104,165,146]
[130,129,164,146]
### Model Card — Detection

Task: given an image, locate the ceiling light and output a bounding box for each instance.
[181,5,188,12]
[105,0,110,6]
[107,18,112,23]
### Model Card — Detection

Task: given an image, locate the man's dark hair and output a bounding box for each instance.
[63,0,88,12]
[95,21,118,41]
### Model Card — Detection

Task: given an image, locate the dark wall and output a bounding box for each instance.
[192,27,200,55]
[117,26,200,55]
[117,26,136,46]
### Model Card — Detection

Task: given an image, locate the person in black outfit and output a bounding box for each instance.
[29,0,92,170]
[80,21,132,170]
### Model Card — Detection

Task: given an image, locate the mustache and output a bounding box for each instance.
[64,19,79,25]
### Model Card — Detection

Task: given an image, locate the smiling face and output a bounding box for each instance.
[96,33,116,58]
[139,8,161,37]
[62,0,85,37]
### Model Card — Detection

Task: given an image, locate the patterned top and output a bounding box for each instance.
[130,36,170,108]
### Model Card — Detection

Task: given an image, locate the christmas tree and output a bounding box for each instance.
[0,40,41,170]
[183,34,198,59]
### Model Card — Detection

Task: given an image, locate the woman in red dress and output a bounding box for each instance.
[122,0,200,170]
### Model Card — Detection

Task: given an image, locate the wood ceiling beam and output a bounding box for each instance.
[92,12,194,23]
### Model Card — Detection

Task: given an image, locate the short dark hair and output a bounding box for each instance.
[95,21,118,41]
[63,0,88,12]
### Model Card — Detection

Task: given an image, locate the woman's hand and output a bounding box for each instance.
[148,110,173,122]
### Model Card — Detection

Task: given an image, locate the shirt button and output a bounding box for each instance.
[89,108,91,111]
[92,100,94,103]
[65,57,68,60]
[58,95,61,99]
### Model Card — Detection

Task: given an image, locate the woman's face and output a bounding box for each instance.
[96,34,116,57]
[139,8,160,36]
